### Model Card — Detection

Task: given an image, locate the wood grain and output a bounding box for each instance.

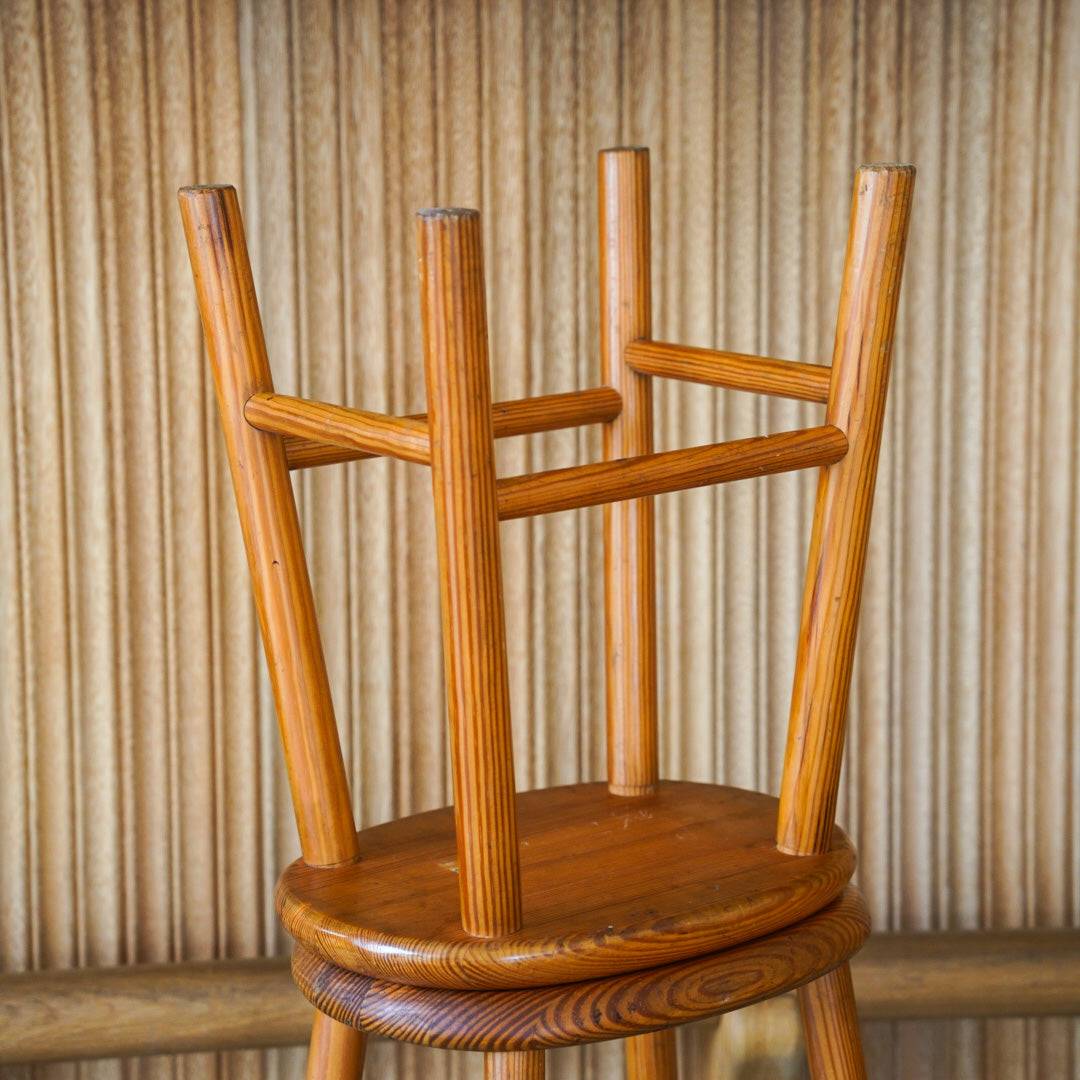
[246,392,431,465]
[3,929,1077,1064]
[777,165,916,856]
[417,207,522,938]
[176,164,910,1078]
[490,386,622,438]
[495,426,847,520]
[181,161,901,1080]
[484,1051,544,1080]
[625,340,832,403]
[290,885,871,1051]
[598,147,658,796]
[854,928,1080,1019]
[625,1029,677,1080]
[305,1011,366,1080]
[281,386,622,470]
[177,185,359,868]
[798,963,867,1080]
[5,9,1080,1080]
[276,782,854,990]
[0,958,313,1063]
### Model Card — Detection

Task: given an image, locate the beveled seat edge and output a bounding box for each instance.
[291,883,870,1051]
[276,782,857,991]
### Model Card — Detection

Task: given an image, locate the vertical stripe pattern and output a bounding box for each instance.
[1,2,1077,1078]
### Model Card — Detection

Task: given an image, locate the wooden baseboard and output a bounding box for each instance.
[0,957,310,1065]
[853,928,1080,1021]
[1,930,1077,1065]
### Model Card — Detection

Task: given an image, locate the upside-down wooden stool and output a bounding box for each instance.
[179,149,913,1080]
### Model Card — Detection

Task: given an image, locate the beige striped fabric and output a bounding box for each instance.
[1,2,1076,1077]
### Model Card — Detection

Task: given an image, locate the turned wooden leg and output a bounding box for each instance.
[625,1029,677,1080]
[484,1051,545,1080]
[305,1012,367,1080]
[798,962,867,1080]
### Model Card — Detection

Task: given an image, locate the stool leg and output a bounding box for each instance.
[305,1012,367,1080]
[484,1051,545,1080]
[626,1029,677,1079]
[798,962,866,1080]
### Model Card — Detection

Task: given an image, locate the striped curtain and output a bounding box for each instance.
[1,1,1077,1077]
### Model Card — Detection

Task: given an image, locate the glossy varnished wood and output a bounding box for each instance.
[281,386,622,470]
[599,147,658,796]
[5,927,1076,1063]
[246,392,431,465]
[495,425,847,520]
[625,1030,677,1080]
[305,1013,366,1080]
[777,165,916,856]
[799,963,867,1080]
[417,208,522,938]
[178,185,358,868]
[484,1052,544,1080]
[625,340,832,403]
[276,782,854,990]
[290,885,870,1051]
[490,386,622,438]
[180,159,913,1080]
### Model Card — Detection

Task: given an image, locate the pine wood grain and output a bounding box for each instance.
[625,340,832,403]
[798,963,867,1080]
[417,207,522,938]
[290,885,871,1051]
[489,386,622,435]
[598,147,659,797]
[495,426,847,520]
[177,185,358,869]
[484,1051,544,1080]
[281,386,622,470]
[777,165,916,856]
[246,392,431,465]
[176,163,913,1080]
[625,1029,677,1080]
[276,782,854,990]
[305,1012,366,1080]
[4,929,1077,1064]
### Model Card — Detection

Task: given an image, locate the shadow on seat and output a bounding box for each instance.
[179,148,913,1080]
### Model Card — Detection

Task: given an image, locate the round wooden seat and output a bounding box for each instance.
[277,781,855,991]
[290,883,870,1051]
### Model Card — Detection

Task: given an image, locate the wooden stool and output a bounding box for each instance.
[179,149,913,1080]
